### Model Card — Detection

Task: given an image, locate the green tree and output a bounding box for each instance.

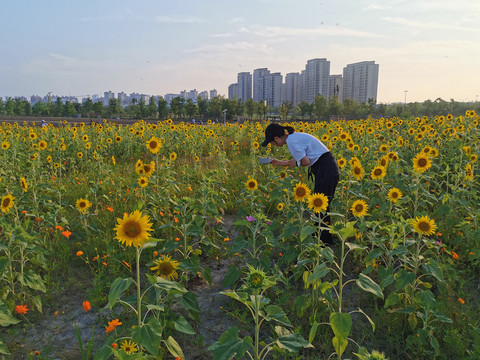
[64,101,76,117]
[197,96,208,121]
[279,101,293,121]
[327,96,343,119]
[92,101,104,119]
[0,98,4,115]
[314,95,328,120]
[54,97,64,117]
[244,98,257,120]
[342,98,359,119]
[170,97,185,119]
[5,97,14,115]
[147,96,157,119]
[257,101,269,120]
[185,99,197,119]
[81,97,93,118]
[208,96,222,120]
[138,97,146,118]
[32,102,46,116]
[157,97,168,120]
[107,98,120,118]
[14,98,26,115]
[367,98,376,115]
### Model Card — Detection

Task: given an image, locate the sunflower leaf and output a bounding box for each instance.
[107,277,133,309]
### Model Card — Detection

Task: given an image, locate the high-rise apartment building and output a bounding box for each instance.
[263,72,283,108]
[209,89,218,99]
[237,72,252,102]
[328,75,343,101]
[303,58,330,103]
[284,72,301,106]
[104,91,115,106]
[253,68,270,102]
[228,83,238,100]
[342,61,379,103]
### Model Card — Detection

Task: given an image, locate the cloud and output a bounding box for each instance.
[239,25,385,39]
[154,15,207,24]
[210,32,234,38]
[382,16,480,32]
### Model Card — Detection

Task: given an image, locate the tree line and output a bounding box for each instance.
[0,95,478,121]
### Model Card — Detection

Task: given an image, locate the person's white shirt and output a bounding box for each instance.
[286,132,329,167]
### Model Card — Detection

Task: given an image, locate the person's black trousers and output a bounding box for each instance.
[310,152,339,244]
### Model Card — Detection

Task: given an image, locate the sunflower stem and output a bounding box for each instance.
[136,246,142,327]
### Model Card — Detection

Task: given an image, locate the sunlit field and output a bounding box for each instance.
[0,113,478,359]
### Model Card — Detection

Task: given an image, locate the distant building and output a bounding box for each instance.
[284,72,301,106]
[342,61,379,103]
[329,75,343,101]
[198,91,209,100]
[237,72,252,102]
[304,58,330,103]
[228,83,238,100]
[104,91,115,106]
[209,89,218,99]
[263,72,283,108]
[164,93,180,105]
[253,68,270,103]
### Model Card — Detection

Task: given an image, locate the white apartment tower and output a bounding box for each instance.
[263,72,283,108]
[342,61,379,103]
[228,83,238,100]
[328,75,343,101]
[253,68,270,102]
[304,58,330,103]
[284,72,301,106]
[237,72,252,102]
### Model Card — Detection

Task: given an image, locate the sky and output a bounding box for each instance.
[1,0,479,104]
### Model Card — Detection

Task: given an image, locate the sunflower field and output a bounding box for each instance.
[0,112,479,359]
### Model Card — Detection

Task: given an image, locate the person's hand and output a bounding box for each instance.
[270,158,282,166]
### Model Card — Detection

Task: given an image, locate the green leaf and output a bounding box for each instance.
[345,242,367,251]
[329,312,352,339]
[295,295,311,317]
[332,336,348,357]
[202,266,212,285]
[356,273,383,299]
[265,305,292,326]
[384,292,401,309]
[154,277,187,293]
[307,263,329,284]
[354,308,375,332]
[19,269,46,293]
[132,321,162,356]
[378,266,395,288]
[309,321,319,343]
[422,260,444,282]
[366,248,384,262]
[300,225,316,241]
[107,277,133,309]
[0,340,10,355]
[208,327,253,360]
[163,336,184,359]
[223,266,242,288]
[0,257,8,273]
[174,316,196,335]
[432,310,453,323]
[395,269,416,290]
[0,310,20,327]
[179,291,200,322]
[276,332,312,352]
[337,221,356,240]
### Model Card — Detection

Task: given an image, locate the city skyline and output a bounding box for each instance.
[1,0,479,103]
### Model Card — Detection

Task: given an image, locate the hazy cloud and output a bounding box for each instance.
[239,25,385,38]
[155,15,208,24]
[382,16,480,32]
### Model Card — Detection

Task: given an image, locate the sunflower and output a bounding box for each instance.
[411,215,437,236]
[279,171,287,179]
[293,182,311,202]
[114,210,153,248]
[371,166,386,180]
[307,193,329,213]
[276,203,284,211]
[76,198,92,214]
[46,155,52,163]
[470,154,478,163]
[169,152,177,161]
[38,140,47,150]
[54,162,61,168]
[337,157,347,168]
[412,153,432,173]
[1,194,15,214]
[82,134,89,142]
[29,132,37,140]
[351,199,368,217]
[194,155,200,162]
[352,164,364,180]
[146,137,161,154]
[246,178,258,191]
[143,161,155,177]
[77,152,83,158]
[20,177,28,192]
[465,163,474,181]
[387,188,403,203]
[115,135,122,143]
[252,141,260,150]
[138,176,148,187]
[1,141,10,150]
[150,254,179,280]
[120,339,138,354]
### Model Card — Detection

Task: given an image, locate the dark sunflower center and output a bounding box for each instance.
[150,141,157,148]
[313,198,324,207]
[79,202,86,208]
[158,261,174,275]
[418,158,427,167]
[374,169,382,176]
[296,188,306,197]
[124,221,141,238]
[144,165,151,172]
[391,192,399,198]
[3,198,10,207]
[354,167,361,175]
[355,204,364,212]
[418,221,430,231]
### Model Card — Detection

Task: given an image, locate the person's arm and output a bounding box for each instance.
[271,156,310,167]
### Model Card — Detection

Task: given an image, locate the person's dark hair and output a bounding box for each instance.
[261,123,295,146]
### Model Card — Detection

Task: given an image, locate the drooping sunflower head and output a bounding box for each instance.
[464,163,474,182]
[1,194,15,214]
[150,254,179,280]
[114,210,153,248]
[351,199,368,217]
[293,182,311,202]
[246,178,258,191]
[20,177,28,192]
[76,198,92,214]
[371,166,386,180]
[120,339,138,354]
[307,193,329,213]
[411,215,437,236]
[412,153,432,173]
[387,188,403,203]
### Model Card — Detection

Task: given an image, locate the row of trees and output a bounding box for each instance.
[0,95,478,121]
